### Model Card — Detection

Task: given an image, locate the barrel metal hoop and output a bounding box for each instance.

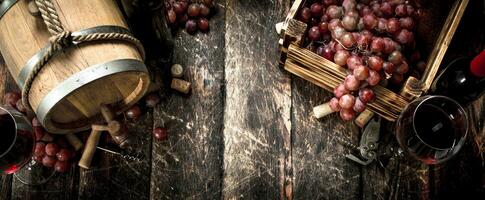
[36,59,148,134]
[17,25,135,88]
[0,0,18,20]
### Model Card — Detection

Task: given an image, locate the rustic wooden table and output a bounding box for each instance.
[1,0,484,199]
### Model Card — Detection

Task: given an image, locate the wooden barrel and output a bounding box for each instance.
[0,0,150,133]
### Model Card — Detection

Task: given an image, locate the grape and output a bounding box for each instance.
[323,0,336,6]
[320,45,335,60]
[371,3,383,17]
[342,15,358,31]
[153,127,168,141]
[186,19,199,33]
[32,117,41,127]
[331,26,347,40]
[308,26,321,41]
[340,108,356,121]
[406,5,415,16]
[395,61,409,74]
[388,51,403,65]
[376,18,387,32]
[126,105,142,120]
[198,18,210,32]
[145,93,161,108]
[359,88,375,103]
[333,83,349,98]
[54,161,70,173]
[334,50,350,67]
[390,73,404,84]
[326,5,344,19]
[199,4,210,17]
[354,65,370,81]
[329,97,341,112]
[386,18,401,34]
[353,98,366,113]
[300,7,311,23]
[395,4,407,17]
[370,37,384,53]
[340,32,355,47]
[321,14,330,22]
[34,154,43,163]
[359,5,372,16]
[339,94,356,109]
[42,156,57,168]
[363,14,378,29]
[380,2,393,16]
[346,10,359,18]
[346,55,362,70]
[34,142,46,157]
[310,3,323,17]
[4,92,20,108]
[368,56,383,71]
[356,18,364,31]
[344,75,360,91]
[318,22,329,34]
[178,14,188,25]
[328,19,341,31]
[187,3,200,17]
[356,33,370,48]
[382,62,396,74]
[399,17,414,30]
[383,37,396,54]
[167,9,177,24]
[173,2,185,15]
[34,127,44,141]
[416,61,426,72]
[395,29,414,45]
[45,143,60,156]
[56,149,72,161]
[367,69,381,86]
[342,0,357,12]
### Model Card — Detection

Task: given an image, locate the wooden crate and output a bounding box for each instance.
[277,0,469,123]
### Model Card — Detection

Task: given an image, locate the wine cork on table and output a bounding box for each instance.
[313,102,334,119]
[355,109,375,128]
[171,64,184,78]
[171,78,191,94]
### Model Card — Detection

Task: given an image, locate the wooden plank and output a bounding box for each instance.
[223,0,292,199]
[149,2,226,199]
[291,77,361,200]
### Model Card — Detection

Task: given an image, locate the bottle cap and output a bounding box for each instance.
[471,50,485,77]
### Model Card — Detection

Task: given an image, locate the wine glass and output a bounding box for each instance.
[377,95,468,176]
[0,106,55,185]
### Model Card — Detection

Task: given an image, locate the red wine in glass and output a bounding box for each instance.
[0,107,34,174]
[396,95,468,165]
[0,106,55,185]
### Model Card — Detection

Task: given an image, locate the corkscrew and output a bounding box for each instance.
[342,117,381,166]
[96,146,144,162]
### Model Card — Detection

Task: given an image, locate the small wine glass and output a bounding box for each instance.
[378,95,468,176]
[0,106,55,185]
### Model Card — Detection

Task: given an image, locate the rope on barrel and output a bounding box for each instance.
[21,0,145,112]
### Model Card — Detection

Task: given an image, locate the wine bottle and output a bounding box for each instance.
[431,50,485,106]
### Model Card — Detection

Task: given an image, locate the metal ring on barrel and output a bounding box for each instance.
[0,0,18,20]
[36,59,149,134]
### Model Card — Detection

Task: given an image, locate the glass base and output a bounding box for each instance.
[14,159,56,186]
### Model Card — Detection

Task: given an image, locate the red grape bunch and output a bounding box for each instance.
[299,0,426,121]
[165,0,214,34]
[3,92,78,173]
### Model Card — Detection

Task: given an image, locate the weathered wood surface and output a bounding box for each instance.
[1,0,485,200]
[149,0,226,198]
[291,78,361,200]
